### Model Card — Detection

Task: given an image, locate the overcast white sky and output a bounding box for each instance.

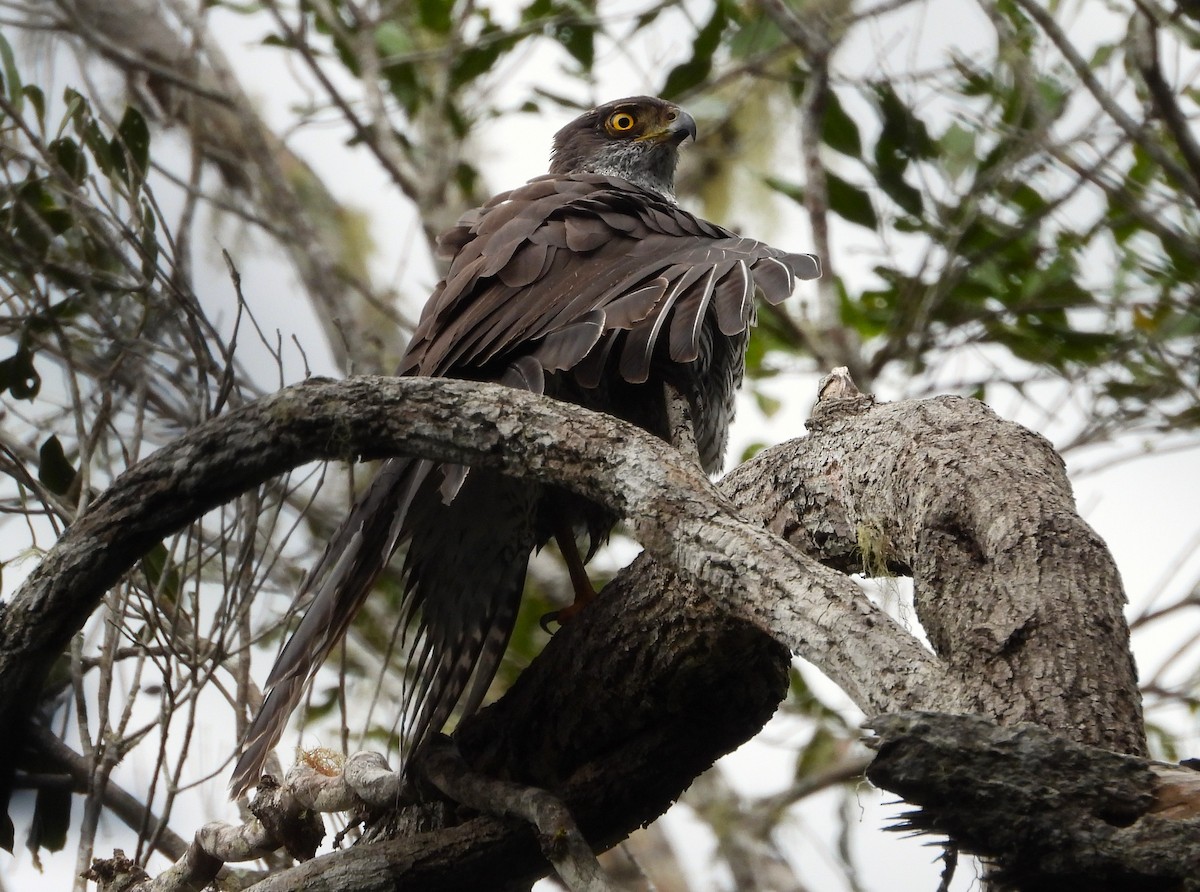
[3,1,1199,889]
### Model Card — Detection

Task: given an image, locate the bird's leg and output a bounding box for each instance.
[540,518,597,630]
[664,381,702,468]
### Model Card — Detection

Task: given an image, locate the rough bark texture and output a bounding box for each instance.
[725,393,1145,755]
[0,375,941,866]
[867,713,1200,891]
[0,376,1150,888]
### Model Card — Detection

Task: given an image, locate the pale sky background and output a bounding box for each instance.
[3,1,1199,889]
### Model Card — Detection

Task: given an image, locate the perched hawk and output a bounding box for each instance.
[230,97,820,796]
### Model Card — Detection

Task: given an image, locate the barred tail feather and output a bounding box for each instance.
[228,458,434,797]
[395,470,538,771]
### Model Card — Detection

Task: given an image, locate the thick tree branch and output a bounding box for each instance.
[0,377,946,759]
[5,375,1143,888]
[722,392,1146,755]
[1,374,945,878]
[866,712,1200,891]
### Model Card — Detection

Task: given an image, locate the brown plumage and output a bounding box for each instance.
[229,97,820,797]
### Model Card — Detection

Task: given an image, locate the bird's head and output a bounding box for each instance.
[549,96,697,201]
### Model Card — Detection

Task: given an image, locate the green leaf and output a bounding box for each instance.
[383,60,422,112]
[23,84,45,132]
[0,30,22,110]
[449,26,519,90]
[795,725,841,777]
[522,0,553,21]
[13,178,73,247]
[112,106,151,183]
[38,436,77,496]
[843,286,893,337]
[61,87,86,126]
[873,81,934,162]
[661,1,727,98]
[739,440,768,462]
[826,171,877,230]
[50,137,88,184]
[1161,231,1200,280]
[140,543,181,601]
[787,667,851,728]
[1034,73,1069,123]
[729,14,783,58]
[0,343,41,400]
[762,175,804,205]
[633,4,664,30]
[66,97,115,177]
[374,21,414,58]
[822,88,862,158]
[454,160,480,196]
[553,22,595,69]
[416,0,454,33]
[1145,721,1180,763]
[877,162,922,216]
[754,390,782,417]
[140,199,159,278]
[953,54,995,97]
[939,122,977,180]
[1008,182,1046,215]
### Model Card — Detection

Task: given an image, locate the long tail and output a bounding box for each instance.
[395,469,537,763]
[229,459,540,797]
[229,457,432,797]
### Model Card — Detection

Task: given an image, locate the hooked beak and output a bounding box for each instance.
[642,108,698,145]
[667,109,698,144]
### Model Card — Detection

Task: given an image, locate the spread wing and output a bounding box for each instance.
[402,173,820,387]
[230,173,819,796]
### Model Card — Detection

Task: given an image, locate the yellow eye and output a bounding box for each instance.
[607,111,636,133]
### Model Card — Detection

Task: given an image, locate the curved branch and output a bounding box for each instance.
[8,374,1142,888]
[0,376,943,747]
[5,373,946,887]
[723,391,1145,755]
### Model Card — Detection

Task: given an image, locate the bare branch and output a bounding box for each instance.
[1129,8,1200,190]
[418,737,626,892]
[1010,0,1200,207]
[0,377,947,760]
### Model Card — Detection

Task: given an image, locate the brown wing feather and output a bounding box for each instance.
[234,170,819,794]
[404,175,818,383]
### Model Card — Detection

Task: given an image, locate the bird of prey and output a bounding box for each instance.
[229,96,820,796]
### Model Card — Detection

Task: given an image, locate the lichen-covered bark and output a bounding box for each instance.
[723,393,1145,755]
[0,377,948,766]
[866,713,1199,891]
[0,375,944,866]
[0,376,1149,888]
